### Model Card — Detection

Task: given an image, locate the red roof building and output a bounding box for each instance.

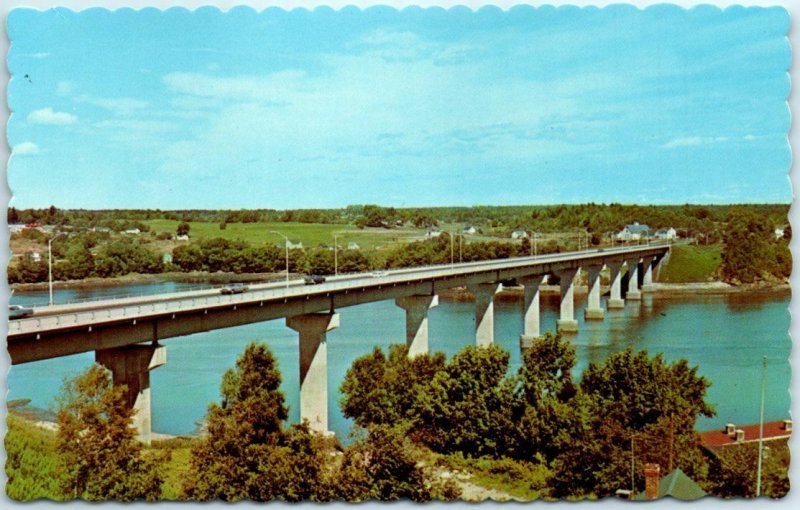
[699,420,791,450]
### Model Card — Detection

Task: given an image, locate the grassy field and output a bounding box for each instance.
[144,220,430,251]
[658,244,723,283]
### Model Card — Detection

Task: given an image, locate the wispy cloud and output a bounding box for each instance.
[661,136,729,149]
[19,52,50,59]
[27,107,78,125]
[76,95,149,114]
[13,141,40,155]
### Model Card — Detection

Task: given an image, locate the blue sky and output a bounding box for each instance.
[6,5,791,209]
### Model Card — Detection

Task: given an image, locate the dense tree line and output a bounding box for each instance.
[721,208,791,284]
[9,203,788,241]
[340,334,721,498]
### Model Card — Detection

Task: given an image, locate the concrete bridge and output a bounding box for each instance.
[7,243,670,443]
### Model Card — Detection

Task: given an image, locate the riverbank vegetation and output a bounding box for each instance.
[9,203,789,286]
[5,337,790,501]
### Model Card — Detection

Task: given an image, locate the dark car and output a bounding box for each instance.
[220,283,249,295]
[8,305,34,320]
[304,275,326,285]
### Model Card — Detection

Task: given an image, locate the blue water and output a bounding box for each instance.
[8,285,791,440]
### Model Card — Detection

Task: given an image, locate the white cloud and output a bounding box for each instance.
[13,142,39,155]
[56,81,74,96]
[76,95,149,114]
[27,107,77,125]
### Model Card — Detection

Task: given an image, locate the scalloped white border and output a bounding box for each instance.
[1,3,796,508]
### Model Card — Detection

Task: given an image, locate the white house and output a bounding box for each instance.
[8,224,26,233]
[347,242,361,250]
[124,228,141,235]
[427,228,441,238]
[176,234,190,241]
[463,225,477,235]
[775,227,785,239]
[287,240,304,249]
[30,252,42,263]
[511,229,528,239]
[653,227,678,240]
[162,253,173,265]
[616,222,651,241]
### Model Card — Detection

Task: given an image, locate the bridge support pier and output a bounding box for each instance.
[287,313,339,435]
[584,265,604,320]
[626,259,641,300]
[607,262,625,309]
[519,275,545,349]
[468,282,502,347]
[556,268,579,333]
[395,295,438,357]
[641,256,656,292]
[95,343,166,446]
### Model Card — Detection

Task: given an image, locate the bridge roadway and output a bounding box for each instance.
[7,243,670,442]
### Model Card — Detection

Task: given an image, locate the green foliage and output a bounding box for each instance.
[550,348,715,498]
[341,345,445,428]
[176,222,190,236]
[415,345,517,457]
[55,364,165,501]
[332,425,431,502]
[707,440,790,498]
[5,415,63,501]
[181,343,330,501]
[722,208,789,284]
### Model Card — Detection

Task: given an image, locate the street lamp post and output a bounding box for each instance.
[271,231,290,288]
[333,233,340,276]
[48,233,66,306]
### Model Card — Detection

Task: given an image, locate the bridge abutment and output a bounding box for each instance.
[468,282,502,346]
[584,265,605,320]
[625,258,641,300]
[519,275,545,349]
[395,295,438,357]
[556,268,579,333]
[287,312,339,435]
[95,343,166,446]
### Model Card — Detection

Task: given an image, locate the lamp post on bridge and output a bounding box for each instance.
[48,232,67,306]
[270,230,290,288]
[333,232,341,276]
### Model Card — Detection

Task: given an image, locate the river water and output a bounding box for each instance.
[8,284,791,441]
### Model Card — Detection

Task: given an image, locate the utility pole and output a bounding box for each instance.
[669,415,674,473]
[450,231,454,267]
[757,354,767,497]
[631,435,636,495]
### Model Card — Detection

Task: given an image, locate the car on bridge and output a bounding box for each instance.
[8,305,34,320]
[220,283,249,295]
[304,275,326,285]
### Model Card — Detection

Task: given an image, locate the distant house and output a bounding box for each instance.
[616,222,651,241]
[93,226,111,233]
[699,420,792,452]
[653,227,678,240]
[8,223,26,233]
[511,229,528,239]
[463,225,477,235]
[347,242,360,250]
[426,228,441,238]
[775,227,785,239]
[176,234,190,241]
[287,240,303,249]
[30,252,42,263]
[124,228,141,235]
[162,253,173,265]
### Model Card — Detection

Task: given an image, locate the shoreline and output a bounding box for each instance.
[11,272,789,299]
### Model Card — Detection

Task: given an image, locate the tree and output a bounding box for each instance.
[219,221,227,230]
[708,441,790,498]
[551,348,715,498]
[414,345,517,457]
[55,364,165,501]
[721,209,772,284]
[332,425,431,502]
[182,343,330,501]
[176,222,191,236]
